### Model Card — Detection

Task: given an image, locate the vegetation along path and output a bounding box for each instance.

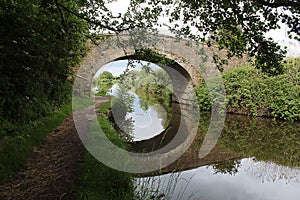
[0,97,111,200]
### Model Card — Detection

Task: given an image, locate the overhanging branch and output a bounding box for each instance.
[57,2,131,32]
[54,0,66,27]
[256,0,300,9]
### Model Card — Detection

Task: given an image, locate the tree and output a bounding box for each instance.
[58,0,299,75]
[2,0,299,124]
[0,0,89,124]
[96,71,115,94]
[164,0,300,74]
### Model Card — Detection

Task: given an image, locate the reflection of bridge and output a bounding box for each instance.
[93,92,243,174]
[157,134,244,174]
[130,102,244,174]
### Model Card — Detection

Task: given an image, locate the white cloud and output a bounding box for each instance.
[106,0,130,16]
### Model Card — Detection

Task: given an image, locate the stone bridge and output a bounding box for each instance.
[73,33,246,173]
[74,33,247,106]
[74,34,203,106]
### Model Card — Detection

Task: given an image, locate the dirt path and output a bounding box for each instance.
[0,115,83,200]
[0,97,111,200]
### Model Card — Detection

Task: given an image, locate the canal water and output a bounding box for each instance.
[135,157,300,200]
[108,81,300,200]
[108,84,169,142]
[95,60,300,199]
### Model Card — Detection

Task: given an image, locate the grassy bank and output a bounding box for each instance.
[0,104,72,183]
[196,58,300,120]
[74,102,135,200]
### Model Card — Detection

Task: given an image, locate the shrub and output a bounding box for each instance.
[195,59,300,120]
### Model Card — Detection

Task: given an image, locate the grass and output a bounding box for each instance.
[73,101,199,200]
[72,96,94,111]
[74,102,135,200]
[74,152,134,200]
[0,104,72,183]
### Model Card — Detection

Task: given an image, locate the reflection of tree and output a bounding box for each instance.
[218,114,300,168]
[139,98,150,111]
[117,64,173,127]
[211,159,241,175]
[111,85,135,141]
[112,85,134,115]
[135,88,171,128]
[198,112,300,182]
[243,158,300,184]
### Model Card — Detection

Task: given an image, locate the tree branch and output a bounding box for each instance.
[256,0,300,9]
[57,2,131,32]
[54,0,66,27]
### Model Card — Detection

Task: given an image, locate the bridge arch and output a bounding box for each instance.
[74,34,210,106]
[72,34,226,173]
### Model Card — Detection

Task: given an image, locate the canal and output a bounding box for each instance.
[94,60,300,200]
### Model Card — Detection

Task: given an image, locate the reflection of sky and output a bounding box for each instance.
[136,158,300,200]
[126,92,166,141]
[109,84,167,141]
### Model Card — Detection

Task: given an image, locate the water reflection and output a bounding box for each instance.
[136,158,300,200]
[93,60,300,198]
[135,113,300,199]
[93,59,173,142]
[109,84,168,141]
[219,114,300,168]
[109,84,135,141]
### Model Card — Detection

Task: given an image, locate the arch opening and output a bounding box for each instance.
[92,55,195,153]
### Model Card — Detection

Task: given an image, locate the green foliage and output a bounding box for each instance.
[74,103,134,200]
[253,39,286,75]
[222,66,268,115]
[0,0,88,181]
[75,151,134,200]
[77,0,300,72]
[266,76,300,120]
[164,0,299,75]
[134,49,177,66]
[195,78,225,111]
[119,65,173,112]
[93,71,116,95]
[0,0,88,125]
[120,64,172,92]
[0,104,71,183]
[195,59,300,120]
[77,0,299,75]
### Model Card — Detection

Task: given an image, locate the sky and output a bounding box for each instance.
[105,0,300,57]
[94,60,130,77]
[93,60,161,77]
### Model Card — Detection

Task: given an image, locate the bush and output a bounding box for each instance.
[0,0,88,124]
[195,59,300,120]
